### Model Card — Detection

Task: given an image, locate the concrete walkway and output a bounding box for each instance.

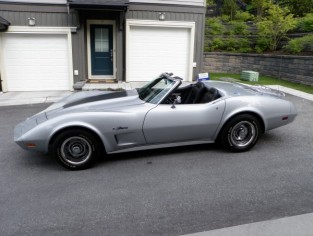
[0,91,73,106]
[0,82,149,106]
[183,212,313,236]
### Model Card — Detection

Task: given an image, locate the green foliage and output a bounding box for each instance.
[220,14,231,22]
[254,37,268,53]
[251,0,270,18]
[206,18,225,35]
[205,37,225,51]
[234,11,255,22]
[279,0,313,17]
[234,38,252,52]
[284,34,313,53]
[296,13,313,32]
[205,36,252,53]
[256,4,297,51]
[221,0,239,21]
[220,11,254,23]
[229,21,250,35]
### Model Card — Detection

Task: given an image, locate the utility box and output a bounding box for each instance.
[241,71,259,82]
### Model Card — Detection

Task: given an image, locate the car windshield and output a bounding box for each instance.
[137,76,176,104]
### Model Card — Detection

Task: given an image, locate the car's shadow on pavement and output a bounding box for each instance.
[99,143,221,164]
[15,132,282,171]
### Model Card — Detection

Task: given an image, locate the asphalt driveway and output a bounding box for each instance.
[0,94,312,236]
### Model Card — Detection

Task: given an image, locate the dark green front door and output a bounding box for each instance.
[90,24,113,76]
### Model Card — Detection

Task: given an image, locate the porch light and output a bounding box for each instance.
[159,13,165,21]
[28,17,36,26]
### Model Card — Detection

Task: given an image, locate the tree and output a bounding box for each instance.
[279,0,313,17]
[251,0,270,18]
[221,0,239,20]
[256,3,297,51]
[206,0,215,5]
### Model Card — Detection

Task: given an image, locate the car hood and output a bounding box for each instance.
[43,89,144,118]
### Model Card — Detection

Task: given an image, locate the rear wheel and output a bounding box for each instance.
[219,114,261,152]
[52,129,101,170]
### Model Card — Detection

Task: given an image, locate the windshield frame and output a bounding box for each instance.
[137,73,181,104]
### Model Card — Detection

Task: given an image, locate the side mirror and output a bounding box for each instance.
[171,96,181,109]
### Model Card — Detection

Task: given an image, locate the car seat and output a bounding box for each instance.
[200,87,221,103]
[184,82,206,104]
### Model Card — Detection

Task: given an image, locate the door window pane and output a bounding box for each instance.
[95,28,109,52]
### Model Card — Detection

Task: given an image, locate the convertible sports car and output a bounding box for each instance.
[14,73,297,170]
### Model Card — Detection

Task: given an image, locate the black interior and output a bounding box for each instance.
[162,82,221,105]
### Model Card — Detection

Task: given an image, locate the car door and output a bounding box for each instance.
[143,100,226,144]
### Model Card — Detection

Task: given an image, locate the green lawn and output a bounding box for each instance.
[209,73,313,95]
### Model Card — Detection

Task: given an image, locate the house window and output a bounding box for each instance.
[95,28,109,52]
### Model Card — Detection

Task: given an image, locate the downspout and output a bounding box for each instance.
[0,17,11,92]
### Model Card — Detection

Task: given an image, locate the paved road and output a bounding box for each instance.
[0,95,312,236]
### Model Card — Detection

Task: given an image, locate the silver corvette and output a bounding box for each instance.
[14,73,297,170]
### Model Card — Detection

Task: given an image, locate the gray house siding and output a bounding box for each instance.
[70,10,126,82]
[0,10,77,27]
[0,3,82,85]
[0,1,206,90]
[126,4,205,78]
[0,3,74,27]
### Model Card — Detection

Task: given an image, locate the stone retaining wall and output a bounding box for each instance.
[202,52,313,85]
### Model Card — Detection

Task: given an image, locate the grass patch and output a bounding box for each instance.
[209,73,313,94]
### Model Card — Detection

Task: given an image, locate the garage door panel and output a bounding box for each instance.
[128,26,191,82]
[2,34,70,91]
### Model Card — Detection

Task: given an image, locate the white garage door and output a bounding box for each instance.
[127,26,192,82]
[2,34,70,91]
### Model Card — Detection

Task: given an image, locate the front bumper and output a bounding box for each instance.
[14,113,48,152]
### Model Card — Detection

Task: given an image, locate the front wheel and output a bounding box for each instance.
[218,114,261,152]
[52,129,101,170]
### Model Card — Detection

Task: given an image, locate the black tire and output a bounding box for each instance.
[218,114,261,152]
[52,129,101,170]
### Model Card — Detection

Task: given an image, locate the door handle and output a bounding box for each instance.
[110,49,113,61]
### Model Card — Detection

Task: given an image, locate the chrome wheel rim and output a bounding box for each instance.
[230,121,256,148]
[60,136,92,165]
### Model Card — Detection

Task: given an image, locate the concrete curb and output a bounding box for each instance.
[267,85,313,102]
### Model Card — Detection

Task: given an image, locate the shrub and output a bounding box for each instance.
[236,38,253,53]
[229,21,250,35]
[254,37,268,53]
[206,18,225,35]
[284,34,313,54]
[234,11,255,22]
[220,14,231,22]
[296,13,313,32]
[205,36,252,53]
[205,37,225,51]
